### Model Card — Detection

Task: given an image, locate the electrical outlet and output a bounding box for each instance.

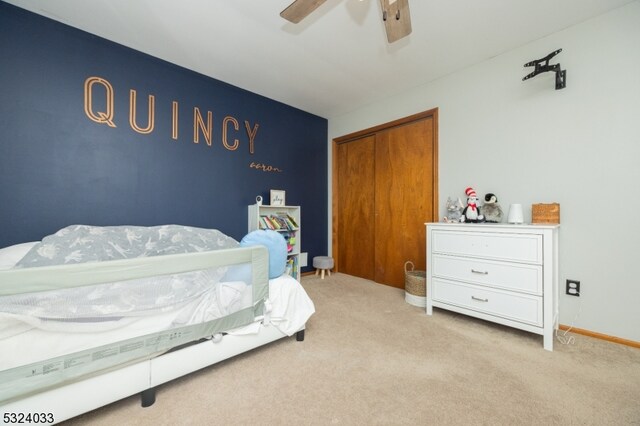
[566,279,580,296]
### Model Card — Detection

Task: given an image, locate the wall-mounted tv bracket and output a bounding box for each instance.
[522,48,566,90]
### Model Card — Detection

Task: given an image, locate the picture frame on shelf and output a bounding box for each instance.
[270,190,286,206]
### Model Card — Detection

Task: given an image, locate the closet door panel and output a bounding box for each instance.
[336,136,375,280]
[374,118,434,288]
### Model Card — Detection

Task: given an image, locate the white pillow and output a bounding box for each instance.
[0,242,39,270]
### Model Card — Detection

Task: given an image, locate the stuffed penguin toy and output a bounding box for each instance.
[462,187,485,223]
[480,193,504,223]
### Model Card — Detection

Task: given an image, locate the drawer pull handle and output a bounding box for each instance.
[471,296,489,302]
[471,269,489,275]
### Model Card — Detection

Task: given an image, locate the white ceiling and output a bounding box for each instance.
[5,0,635,118]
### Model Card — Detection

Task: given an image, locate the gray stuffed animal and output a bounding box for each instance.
[480,193,504,223]
[444,197,464,223]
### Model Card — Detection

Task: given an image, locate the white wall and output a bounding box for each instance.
[328,2,640,342]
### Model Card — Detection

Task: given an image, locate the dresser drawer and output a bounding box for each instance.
[431,254,542,295]
[431,230,542,264]
[431,278,543,326]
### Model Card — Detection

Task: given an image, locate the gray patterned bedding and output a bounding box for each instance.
[16,224,239,267]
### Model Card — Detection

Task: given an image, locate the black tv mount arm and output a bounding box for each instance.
[522,48,566,90]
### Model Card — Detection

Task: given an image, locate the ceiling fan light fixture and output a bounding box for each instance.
[280,0,412,44]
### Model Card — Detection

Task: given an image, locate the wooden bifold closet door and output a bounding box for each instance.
[334,110,437,289]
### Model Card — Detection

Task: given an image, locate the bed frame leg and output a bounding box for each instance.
[141,388,156,407]
[296,329,305,342]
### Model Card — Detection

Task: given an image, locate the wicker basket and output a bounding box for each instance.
[532,203,560,224]
[404,261,426,305]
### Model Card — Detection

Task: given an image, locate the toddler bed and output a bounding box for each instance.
[0,225,315,424]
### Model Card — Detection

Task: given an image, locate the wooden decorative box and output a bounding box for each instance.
[532,203,560,224]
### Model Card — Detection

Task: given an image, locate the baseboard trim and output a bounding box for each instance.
[558,324,640,349]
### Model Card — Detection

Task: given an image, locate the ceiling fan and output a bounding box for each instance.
[280,0,412,43]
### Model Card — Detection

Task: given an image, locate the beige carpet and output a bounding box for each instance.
[65,273,640,425]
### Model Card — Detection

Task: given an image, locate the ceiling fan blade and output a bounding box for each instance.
[379,0,412,43]
[280,0,328,24]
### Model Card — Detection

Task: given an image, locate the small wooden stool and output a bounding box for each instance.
[313,256,334,279]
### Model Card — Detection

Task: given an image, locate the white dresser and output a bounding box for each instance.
[426,223,559,350]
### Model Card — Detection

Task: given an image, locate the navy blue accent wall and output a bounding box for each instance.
[0,2,328,269]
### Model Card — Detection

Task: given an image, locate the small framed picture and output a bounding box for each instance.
[270,190,286,206]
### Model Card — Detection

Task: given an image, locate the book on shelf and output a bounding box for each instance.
[258,214,298,231]
[259,216,273,230]
[285,256,299,280]
[284,214,299,230]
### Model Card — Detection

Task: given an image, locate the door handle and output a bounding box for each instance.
[471,269,488,275]
[471,296,489,302]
